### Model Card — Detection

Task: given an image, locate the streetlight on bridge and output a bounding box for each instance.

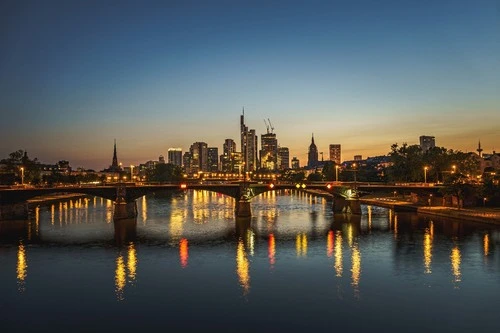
[335,165,340,182]
[424,166,428,184]
[20,167,24,185]
[130,165,135,182]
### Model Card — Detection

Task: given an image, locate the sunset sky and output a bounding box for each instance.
[1,0,499,170]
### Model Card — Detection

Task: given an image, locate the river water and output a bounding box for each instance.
[1,190,500,332]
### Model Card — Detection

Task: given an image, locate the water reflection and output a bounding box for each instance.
[236,239,250,296]
[17,241,27,292]
[351,242,361,298]
[114,242,138,301]
[451,244,462,287]
[296,233,308,257]
[179,238,189,268]
[334,231,343,277]
[268,234,276,268]
[483,234,490,257]
[423,221,434,274]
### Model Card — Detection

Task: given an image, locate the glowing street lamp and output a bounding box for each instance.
[335,165,339,182]
[424,166,428,184]
[20,167,24,185]
[452,165,456,174]
[130,165,134,181]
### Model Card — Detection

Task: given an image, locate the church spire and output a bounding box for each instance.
[311,133,315,145]
[112,139,119,168]
[477,140,483,157]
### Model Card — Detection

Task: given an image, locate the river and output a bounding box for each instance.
[1,189,500,332]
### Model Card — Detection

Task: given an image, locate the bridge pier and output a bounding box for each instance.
[113,201,138,220]
[0,203,29,220]
[332,197,362,215]
[235,200,252,218]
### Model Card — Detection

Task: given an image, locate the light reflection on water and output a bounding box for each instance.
[1,190,500,331]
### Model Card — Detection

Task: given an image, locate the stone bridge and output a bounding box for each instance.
[0,182,444,220]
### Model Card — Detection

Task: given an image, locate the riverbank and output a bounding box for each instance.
[26,193,89,205]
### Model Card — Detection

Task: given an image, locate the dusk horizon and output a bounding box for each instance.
[1,0,499,170]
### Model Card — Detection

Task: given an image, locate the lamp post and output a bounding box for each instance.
[20,167,24,185]
[424,166,428,184]
[452,165,456,174]
[130,165,134,182]
[335,165,339,182]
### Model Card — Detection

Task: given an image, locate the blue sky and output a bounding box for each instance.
[1,0,499,170]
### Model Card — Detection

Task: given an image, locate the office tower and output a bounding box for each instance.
[189,142,208,173]
[168,148,183,166]
[307,134,318,168]
[260,132,278,170]
[221,139,237,172]
[182,152,192,174]
[240,109,258,172]
[208,147,219,172]
[278,147,290,170]
[329,144,341,164]
[291,157,300,169]
[419,135,435,152]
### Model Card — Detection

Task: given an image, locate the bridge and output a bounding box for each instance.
[0,182,443,220]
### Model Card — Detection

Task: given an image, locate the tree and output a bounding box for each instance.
[0,149,41,185]
[148,163,183,182]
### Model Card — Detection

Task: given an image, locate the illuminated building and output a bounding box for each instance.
[260,132,278,170]
[208,147,219,172]
[278,147,289,170]
[329,144,341,164]
[240,109,258,172]
[167,148,183,167]
[291,157,300,169]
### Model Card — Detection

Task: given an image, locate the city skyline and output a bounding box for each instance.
[1,0,499,170]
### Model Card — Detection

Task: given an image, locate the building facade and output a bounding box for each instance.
[168,148,183,166]
[419,135,436,152]
[329,144,341,164]
[278,147,290,170]
[207,147,219,172]
[260,132,278,170]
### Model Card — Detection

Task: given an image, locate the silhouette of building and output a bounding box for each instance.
[278,147,290,170]
[419,135,435,152]
[329,144,341,164]
[477,140,483,158]
[159,155,165,164]
[168,148,183,167]
[307,134,319,168]
[208,147,219,172]
[240,109,258,171]
[102,140,122,173]
[354,155,362,161]
[291,157,300,169]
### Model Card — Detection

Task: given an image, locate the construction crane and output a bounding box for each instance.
[267,118,274,133]
[263,119,270,133]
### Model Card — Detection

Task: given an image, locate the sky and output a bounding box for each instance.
[1,0,499,170]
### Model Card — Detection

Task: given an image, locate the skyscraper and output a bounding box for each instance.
[329,144,341,164]
[221,139,237,172]
[419,135,435,152]
[168,148,183,167]
[260,132,278,170]
[240,109,258,171]
[291,157,300,169]
[208,147,219,172]
[307,134,318,168]
[189,142,208,173]
[278,147,290,170]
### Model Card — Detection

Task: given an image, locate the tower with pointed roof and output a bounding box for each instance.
[477,140,483,157]
[307,134,319,168]
[112,139,119,169]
